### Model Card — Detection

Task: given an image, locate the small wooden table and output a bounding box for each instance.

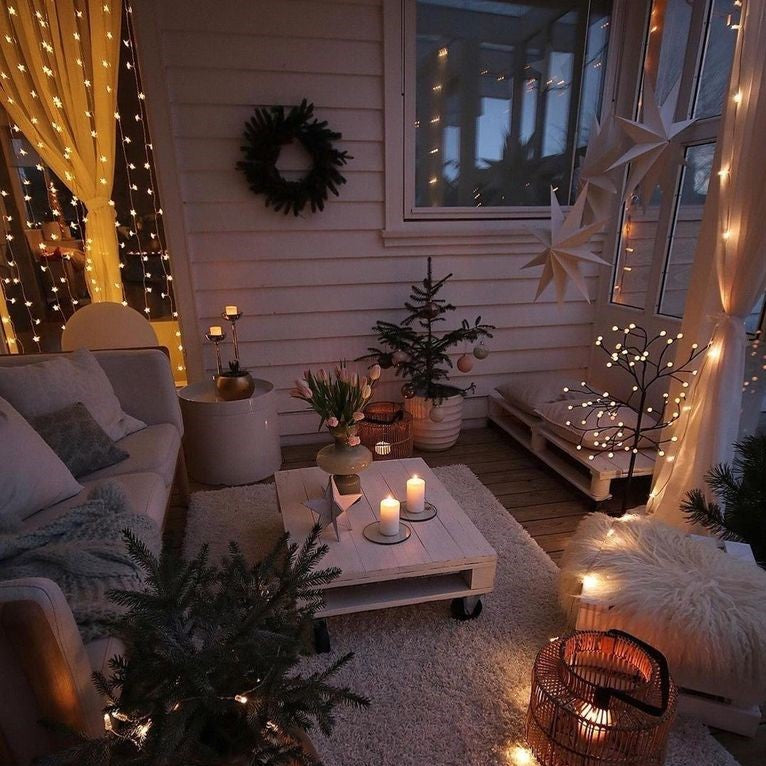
[275,457,497,642]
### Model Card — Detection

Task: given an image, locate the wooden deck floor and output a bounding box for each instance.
[174,424,764,763]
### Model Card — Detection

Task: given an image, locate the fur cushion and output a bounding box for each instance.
[560,512,766,705]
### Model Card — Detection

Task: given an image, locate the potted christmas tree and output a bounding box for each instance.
[365,258,494,451]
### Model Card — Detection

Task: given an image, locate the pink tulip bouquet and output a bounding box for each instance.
[291,363,382,446]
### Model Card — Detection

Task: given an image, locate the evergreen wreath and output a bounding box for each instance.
[237,99,351,216]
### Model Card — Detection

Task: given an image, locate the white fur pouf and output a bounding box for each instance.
[560,512,766,706]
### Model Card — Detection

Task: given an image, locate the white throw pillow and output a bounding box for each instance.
[0,395,82,519]
[536,399,658,451]
[0,349,145,442]
[495,373,588,415]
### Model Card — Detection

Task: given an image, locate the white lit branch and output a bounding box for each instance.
[563,324,706,512]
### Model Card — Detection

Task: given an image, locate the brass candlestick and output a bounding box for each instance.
[205,331,227,375]
[222,310,243,363]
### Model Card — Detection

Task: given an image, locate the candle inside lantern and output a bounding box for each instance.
[374,440,392,456]
[576,701,612,743]
[406,475,426,514]
[208,325,223,337]
[379,495,400,536]
[224,305,239,317]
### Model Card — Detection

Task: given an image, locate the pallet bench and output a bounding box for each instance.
[487,390,656,503]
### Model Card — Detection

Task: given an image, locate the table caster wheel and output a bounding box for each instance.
[451,596,483,621]
[313,619,331,653]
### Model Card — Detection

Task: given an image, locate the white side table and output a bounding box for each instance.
[178,379,282,485]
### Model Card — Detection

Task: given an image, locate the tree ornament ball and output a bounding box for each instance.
[430,405,446,422]
[421,301,440,319]
[401,383,416,399]
[378,353,393,370]
[392,350,409,366]
[457,354,474,373]
[473,342,490,360]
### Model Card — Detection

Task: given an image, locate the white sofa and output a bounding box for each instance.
[0,348,185,765]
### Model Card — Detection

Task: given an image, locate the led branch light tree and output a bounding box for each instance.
[565,325,705,513]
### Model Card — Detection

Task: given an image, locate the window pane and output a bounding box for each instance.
[652,0,693,107]
[414,0,612,208]
[659,142,715,318]
[611,185,663,310]
[694,0,739,119]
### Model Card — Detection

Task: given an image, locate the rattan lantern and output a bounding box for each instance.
[358,402,413,460]
[526,630,677,766]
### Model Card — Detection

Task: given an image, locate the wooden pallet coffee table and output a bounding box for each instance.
[275,457,497,643]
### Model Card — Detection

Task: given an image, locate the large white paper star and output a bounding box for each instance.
[304,477,361,541]
[609,81,692,204]
[523,187,609,304]
[579,114,622,222]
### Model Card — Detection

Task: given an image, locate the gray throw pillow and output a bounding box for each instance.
[29,402,129,479]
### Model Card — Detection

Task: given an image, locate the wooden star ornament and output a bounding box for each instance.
[523,187,608,304]
[608,81,692,204]
[304,477,361,541]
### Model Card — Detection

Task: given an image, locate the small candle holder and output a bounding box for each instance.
[362,520,412,545]
[205,331,227,375]
[222,309,243,363]
[400,500,438,522]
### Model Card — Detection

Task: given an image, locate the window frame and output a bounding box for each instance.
[601,0,733,327]
[382,0,644,243]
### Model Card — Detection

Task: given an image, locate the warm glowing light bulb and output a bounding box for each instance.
[234,694,248,704]
[582,573,600,592]
[577,702,613,742]
[508,745,534,765]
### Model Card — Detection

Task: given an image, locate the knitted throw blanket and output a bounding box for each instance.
[0,484,160,642]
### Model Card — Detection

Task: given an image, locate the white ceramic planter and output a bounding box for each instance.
[404,394,463,451]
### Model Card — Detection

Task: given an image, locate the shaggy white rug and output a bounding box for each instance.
[186,465,740,766]
[560,512,766,706]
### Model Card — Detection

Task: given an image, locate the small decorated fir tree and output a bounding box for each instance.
[44,527,368,766]
[365,258,494,402]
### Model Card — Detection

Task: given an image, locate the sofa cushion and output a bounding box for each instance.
[28,402,129,479]
[0,348,145,442]
[83,423,180,487]
[495,373,588,415]
[86,635,126,676]
[536,399,658,451]
[0,396,82,521]
[22,472,168,531]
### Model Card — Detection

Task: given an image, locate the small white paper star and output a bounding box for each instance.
[523,187,608,304]
[609,81,692,204]
[304,477,361,541]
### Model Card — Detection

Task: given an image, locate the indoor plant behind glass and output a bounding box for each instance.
[291,364,380,494]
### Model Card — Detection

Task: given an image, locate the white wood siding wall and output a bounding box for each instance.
[149,0,600,444]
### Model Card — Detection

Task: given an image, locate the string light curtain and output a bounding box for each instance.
[648,0,766,527]
[0,0,123,302]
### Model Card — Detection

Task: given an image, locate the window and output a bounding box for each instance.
[610,0,740,318]
[408,0,613,217]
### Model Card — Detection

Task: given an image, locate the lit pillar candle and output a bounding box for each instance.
[209,325,223,336]
[224,305,239,316]
[379,496,400,536]
[406,475,426,514]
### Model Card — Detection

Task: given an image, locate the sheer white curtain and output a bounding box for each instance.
[648,0,766,527]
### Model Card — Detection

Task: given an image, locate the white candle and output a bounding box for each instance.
[208,325,223,336]
[379,496,400,536]
[224,305,239,316]
[406,475,426,514]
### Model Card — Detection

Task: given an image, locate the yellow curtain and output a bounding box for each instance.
[0,0,122,302]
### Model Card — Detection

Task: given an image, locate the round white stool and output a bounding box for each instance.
[179,379,282,485]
